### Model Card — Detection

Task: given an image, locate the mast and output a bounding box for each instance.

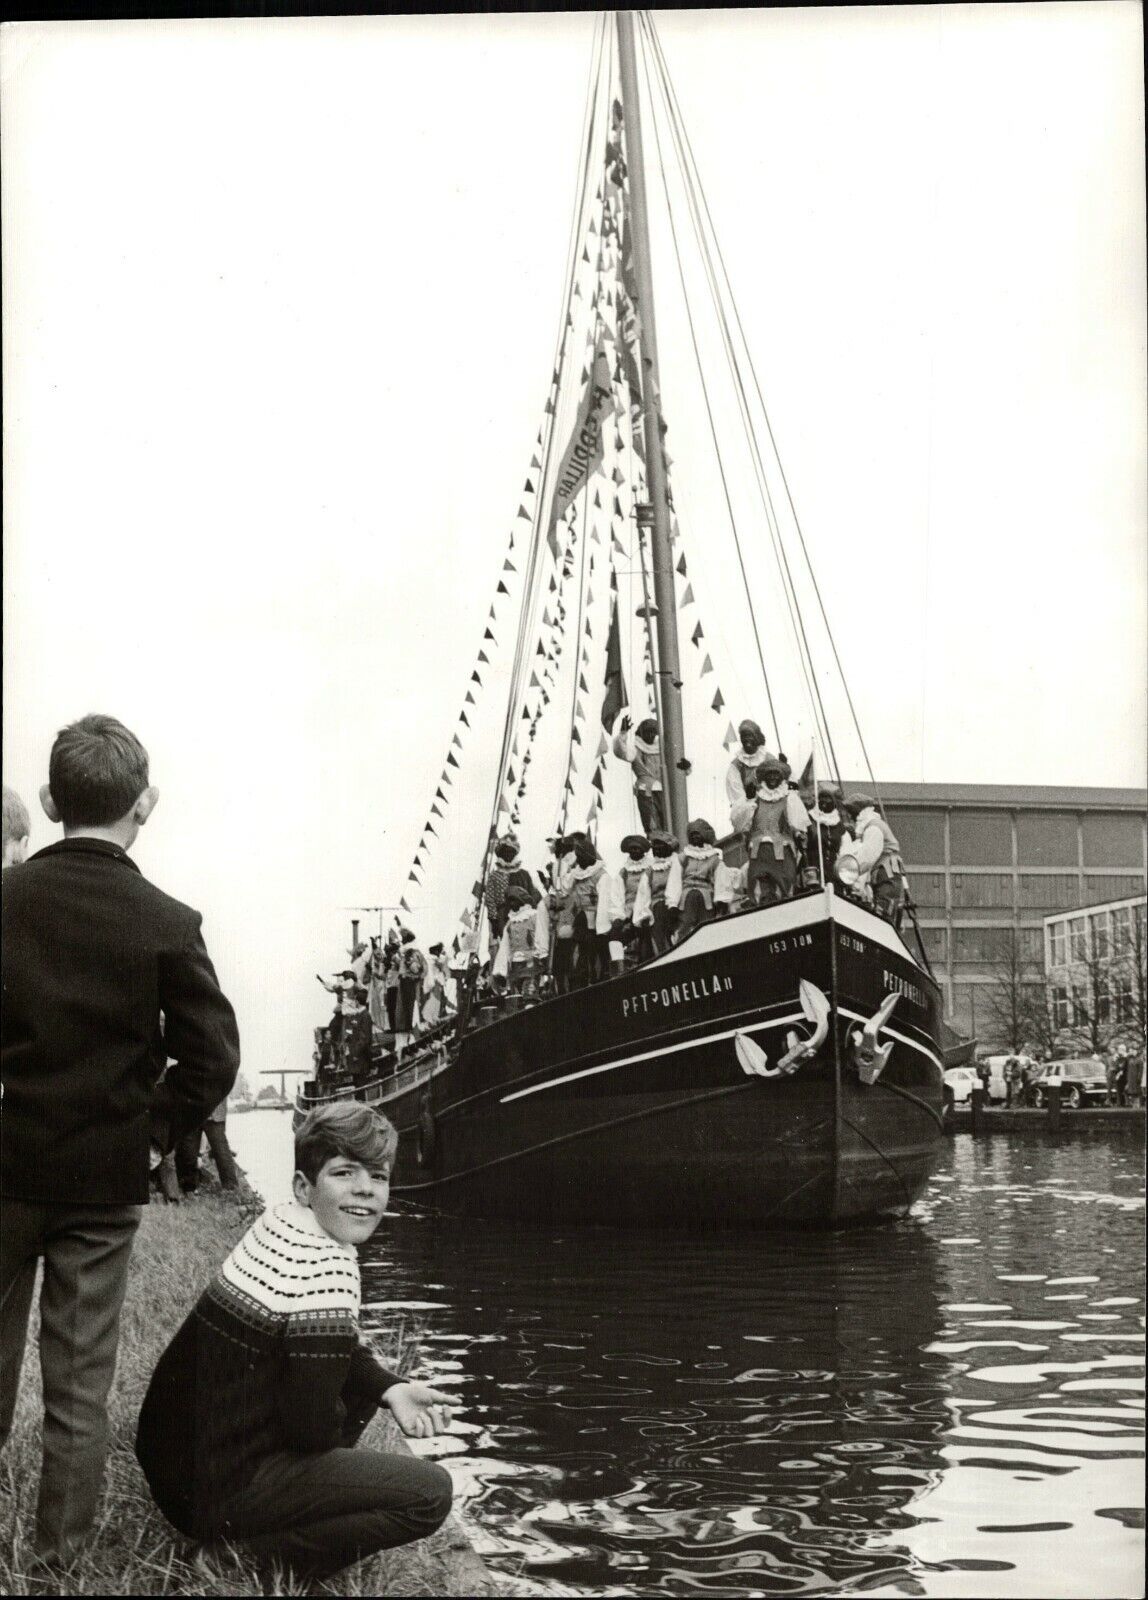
[616,9,689,840]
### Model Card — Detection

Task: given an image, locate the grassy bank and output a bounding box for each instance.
[0,1181,486,1596]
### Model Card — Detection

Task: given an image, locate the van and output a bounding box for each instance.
[979,1054,1040,1103]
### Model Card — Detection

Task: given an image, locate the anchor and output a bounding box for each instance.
[851,991,900,1085]
[734,980,830,1079]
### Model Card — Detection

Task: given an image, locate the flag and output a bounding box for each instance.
[600,596,628,731]
[544,339,614,543]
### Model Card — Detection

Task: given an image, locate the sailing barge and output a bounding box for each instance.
[298,10,945,1226]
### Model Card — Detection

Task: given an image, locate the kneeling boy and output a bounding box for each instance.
[135,1103,454,1581]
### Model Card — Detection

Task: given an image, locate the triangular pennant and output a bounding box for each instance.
[571,726,582,745]
[399,897,410,912]
[677,554,687,576]
[691,622,703,646]
[470,671,482,685]
[531,454,541,470]
[711,688,725,713]
[483,628,495,642]
[451,733,462,749]
[477,651,489,665]
[701,654,713,675]
[431,803,443,819]
[579,673,589,693]
[524,479,535,495]
[516,505,530,520]
[446,752,460,768]
[591,768,604,793]
[681,584,695,605]
[503,559,517,572]
[496,581,509,595]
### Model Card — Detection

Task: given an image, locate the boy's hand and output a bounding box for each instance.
[384,1380,455,1438]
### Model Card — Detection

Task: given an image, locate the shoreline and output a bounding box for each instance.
[0,1174,497,1597]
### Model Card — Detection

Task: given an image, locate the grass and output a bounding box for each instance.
[0,1177,492,1596]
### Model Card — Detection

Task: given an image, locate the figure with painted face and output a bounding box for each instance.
[615,834,651,968]
[726,720,779,835]
[633,830,681,957]
[746,754,810,906]
[801,783,848,888]
[484,835,539,944]
[838,797,906,925]
[675,819,722,943]
[561,837,623,987]
[612,712,666,833]
[492,884,549,998]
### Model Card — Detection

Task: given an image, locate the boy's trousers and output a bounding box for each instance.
[220,1401,452,1580]
[0,1199,140,1560]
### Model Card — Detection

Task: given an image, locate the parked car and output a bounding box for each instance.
[943,1067,979,1108]
[1029,1058,1109,1110]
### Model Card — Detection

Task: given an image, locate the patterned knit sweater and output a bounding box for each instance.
[135,1201,402,1537]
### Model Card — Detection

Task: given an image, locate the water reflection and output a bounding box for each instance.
[230,1113,1143,1597]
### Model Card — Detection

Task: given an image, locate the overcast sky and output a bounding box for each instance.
[3,5,1144,1081]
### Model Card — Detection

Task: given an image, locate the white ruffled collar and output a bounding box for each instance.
[682,843,720,860]
[755,780,789,802]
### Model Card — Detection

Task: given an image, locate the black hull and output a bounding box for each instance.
[296,888,945,1227]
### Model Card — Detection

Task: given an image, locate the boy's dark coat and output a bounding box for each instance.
[1,837,240,1204]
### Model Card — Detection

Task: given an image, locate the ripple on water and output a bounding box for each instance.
[234,1118,1145,1599]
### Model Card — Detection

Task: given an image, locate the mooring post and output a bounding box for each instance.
[1046,1079,1062,1136]
[970,1085,985,1136]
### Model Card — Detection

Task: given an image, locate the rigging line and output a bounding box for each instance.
[496,11,607,778]
[644,14,858,796]
[559,286,610,837]
[636,20,779,750]
[473,12,609,937]
[641,13,840,782]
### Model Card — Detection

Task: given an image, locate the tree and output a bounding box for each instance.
[983,930,1048,1053]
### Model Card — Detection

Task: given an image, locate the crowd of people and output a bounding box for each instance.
[308,716,914,1053]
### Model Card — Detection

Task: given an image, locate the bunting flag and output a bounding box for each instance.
[681,584,694,606]
[701,654,713,675]
[691,622,703,646]
[600,594,628,731]
[712,688,725,713]
[677,554,687,576]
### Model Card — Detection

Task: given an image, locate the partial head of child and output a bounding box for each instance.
[40,713,158,850]
[293,1102,399,1247]
[2,784,31,867]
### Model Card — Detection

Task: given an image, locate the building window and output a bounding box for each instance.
[1019,874,1080,912]
[1089,910,1111,960]
[1051,985,1071,1028]
[1084,874,1146,903]
[911,872,946,910]
[887,810,945,865]
[1017,927,1043,965]
[1082,813,1144,869]
[1048,921,1067,968]
[949,811,1013,867]
[953,927,1012,963]
[951,873,1013,909]
[1017,811,1078,867]
[1068,917,1088,963]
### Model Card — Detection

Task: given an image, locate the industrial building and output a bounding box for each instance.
[866,783,1148,1047]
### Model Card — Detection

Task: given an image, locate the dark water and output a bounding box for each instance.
[232,1115,1144,1597]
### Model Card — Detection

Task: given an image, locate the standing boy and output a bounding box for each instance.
[136,1102,455,1582]
[0,714,240,1564]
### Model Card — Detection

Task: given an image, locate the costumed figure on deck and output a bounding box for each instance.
[340,991,374,1084]
[726,719,779,832]
[611,713,666,833]
[315,969,357,1072]
[394,929,427,1057]
[560,837,623,988]
[615,834,652,969]
[485,835,540,944]
[635,830,681,956]
[548,831,585,995]
[676,819,722,943]
[420,942,452,1027]
[837,796,906,926]
[801,783,848,888]
[493,885,550,998]
[743,754,809,906]
[380,928,402,1036]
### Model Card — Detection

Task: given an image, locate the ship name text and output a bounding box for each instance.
[883,971,926,1008]
[623,973,734,1018]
